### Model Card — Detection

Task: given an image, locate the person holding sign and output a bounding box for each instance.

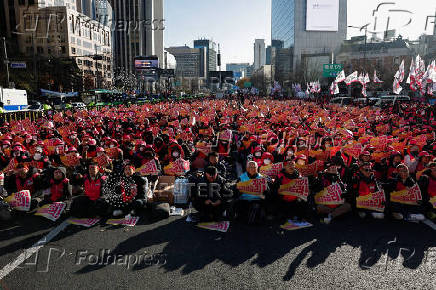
[350,162,385,219]
[417,162,436,221]
[4,163,44,211]
[272,160,310,222]
[70,162,108,218]
[235,161,271,224]
[384,164,425,221]
[312,161,351,224]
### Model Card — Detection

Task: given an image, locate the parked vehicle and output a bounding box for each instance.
[330,97,353,106]
[70,102,86,109]
[0,88,28,111]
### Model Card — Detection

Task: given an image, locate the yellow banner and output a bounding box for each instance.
[314,183,344,205]
[390,184,422,205]
[278,178,309,201]
[236,178,268,196]
[356,190,385,212]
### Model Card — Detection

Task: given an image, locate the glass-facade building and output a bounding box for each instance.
[271,0,294,78]
[271,0,294,49]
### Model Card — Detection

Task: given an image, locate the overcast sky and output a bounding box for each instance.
[164,0,436,67]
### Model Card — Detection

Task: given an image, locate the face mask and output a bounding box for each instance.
[172,152,180,158]
[109,144,115,148]
[97,152,103,157]
[34,153,42,161]
[13,151,19,157]
[254,152,261,158]
[263,159,271,165]
[36,147,42,152]
[2,145,8,149]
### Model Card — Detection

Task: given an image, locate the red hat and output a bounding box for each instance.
[2,140,10,146]
[88,139,97,146]
[261,152,274,161]
[37,140,44,146]
[96,147,105,153]
[296,154,307,161]
[390,150,402,157]
[53,139,64,146]
[68,147,77,152]
[418,151,430,157]
[361,151,371,156]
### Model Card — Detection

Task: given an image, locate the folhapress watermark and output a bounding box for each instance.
[16,246,166,272]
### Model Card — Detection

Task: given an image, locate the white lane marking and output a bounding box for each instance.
[0,220,69,280]
[422,219,436,231]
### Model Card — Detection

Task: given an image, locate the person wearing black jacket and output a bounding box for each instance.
[103,164,148,217]
[350,162,385,219]
[190,166,233,221]
[311,161,352,224]
[205,151,227,178]
[39,167,72,206]
[384,163,425,221]
[272,160,310,221]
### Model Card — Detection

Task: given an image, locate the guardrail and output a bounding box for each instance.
[0,95,206,122]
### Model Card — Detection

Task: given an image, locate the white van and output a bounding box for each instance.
[375,95,410,106]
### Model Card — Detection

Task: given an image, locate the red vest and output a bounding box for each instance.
[277,172,297,202]
[84,176,105,201]
[357,180,377,197]
[50,179,68,202]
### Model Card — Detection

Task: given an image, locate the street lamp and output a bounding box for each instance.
[348,24,370,71]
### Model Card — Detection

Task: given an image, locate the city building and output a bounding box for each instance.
[194,39,217,76]
[254,39,266,70]
[111,0,164,73]
[336,37,414,84]
[226,63,250,80]
[165,46,207,78]
[16,2,113,86]
[266,46,272,65]
[94,0,112,27]
[271,0,347,80]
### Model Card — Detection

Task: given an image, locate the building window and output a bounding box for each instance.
[72,47,76,54]
[61,46,66,54]
[37,46,43,54]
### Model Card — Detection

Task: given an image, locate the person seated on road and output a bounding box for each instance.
[39,167,72,206]
[205,151,227,178]
[417,162,436,221]
[235,161,271,224]
[350,162,385,219]
[272,159,310,222]
[70,162,108,218]
[311,160,352,224]
[384,163,425,221]
[191,166,233,222]
[4,163,45,211]
[103,163,148,217]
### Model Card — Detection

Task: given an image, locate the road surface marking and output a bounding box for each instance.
[0,220,69,280]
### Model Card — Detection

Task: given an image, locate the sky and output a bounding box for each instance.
[164,0,436,68]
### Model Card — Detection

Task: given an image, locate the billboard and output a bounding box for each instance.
[306,0,339,31]
[134,57,159,70]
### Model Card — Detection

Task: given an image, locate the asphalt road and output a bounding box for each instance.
[0,212,435,290]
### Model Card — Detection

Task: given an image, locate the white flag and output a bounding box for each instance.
[345,71,358,85]
[335,70,346,83]
[364,73,370,84]
[373,71,383,83]
[393,77,402,95]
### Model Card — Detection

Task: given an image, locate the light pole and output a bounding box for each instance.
[2,37,10,88]
[348,24,369,71]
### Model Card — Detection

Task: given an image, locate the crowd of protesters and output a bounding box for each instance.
[0,96,435,225]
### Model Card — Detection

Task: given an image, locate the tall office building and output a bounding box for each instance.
[193,39,217,76]
[271,0,347,77]
[165,46,207,78]
[111,0,164,73]
[253,39,266,70]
